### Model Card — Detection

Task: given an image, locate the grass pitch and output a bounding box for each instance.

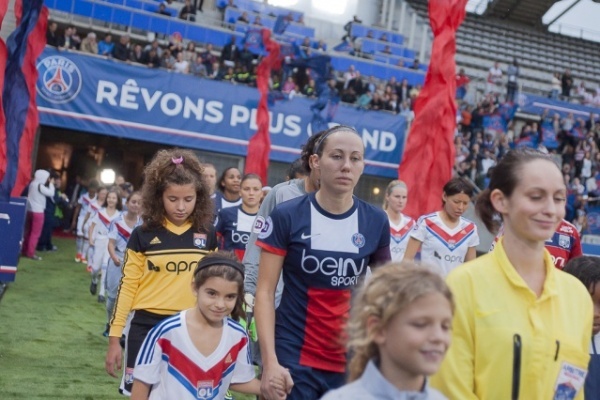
[0,237,253,399]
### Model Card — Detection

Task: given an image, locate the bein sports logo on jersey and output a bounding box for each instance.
[255,216,273,239]
[196,380,214,399]
[36,56,82,104]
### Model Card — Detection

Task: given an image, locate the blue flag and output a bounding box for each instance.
[0,0,46,201]
[273,15,290,35]
[243,28,264,55]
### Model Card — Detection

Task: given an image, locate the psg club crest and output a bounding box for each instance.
[193,233,207,249]
[36,55,82,104]
[196,380,214,399]
[351,233,365,248]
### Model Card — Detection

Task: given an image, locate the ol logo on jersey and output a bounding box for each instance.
[36,55,82,104]
[196,380,214,399]
[193,233,207,249]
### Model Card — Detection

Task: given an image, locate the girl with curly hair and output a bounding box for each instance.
[322,262,452,399]
[105,149,217,395]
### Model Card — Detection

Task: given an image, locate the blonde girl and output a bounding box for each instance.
[383,180,415,262]
[322,262,452,399]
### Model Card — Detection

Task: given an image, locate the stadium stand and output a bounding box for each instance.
[405,0,600,97]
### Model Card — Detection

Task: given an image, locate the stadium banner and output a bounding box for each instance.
[518,93,599,119]
[585,204,600,236]
[36,48,406,178]
[541,122,559,149]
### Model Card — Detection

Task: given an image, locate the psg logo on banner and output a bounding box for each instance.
[36,55,82,104]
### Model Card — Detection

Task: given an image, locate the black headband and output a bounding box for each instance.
[194,256,245,277]
[313,125,358,156]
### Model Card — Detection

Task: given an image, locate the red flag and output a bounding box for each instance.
[11,1,48,197]
[397,0,467,219]
[0,1,9,183]
[244,29,280,184]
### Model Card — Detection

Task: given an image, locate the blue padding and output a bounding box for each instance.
[148,16,169,33]
[225,7,313,37]
[220,0,303,20]
[330,55,425,86]
[582,243,600,256]
[131,12,151,31]
[112,8,133,26]
[361,38,407,57]
[91,3,113,22]
[71,0,93,17]
[350,23,404,45]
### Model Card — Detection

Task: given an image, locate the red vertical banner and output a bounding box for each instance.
[398,0,467,219]
[0,0,48,198]
[12,3,48,197]
[244,29,280,184]
[0,0,9,183]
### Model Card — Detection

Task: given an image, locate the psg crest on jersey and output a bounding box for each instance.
[193,233,207,249]
[351,233,365,248]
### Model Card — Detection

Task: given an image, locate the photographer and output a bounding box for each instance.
[22,170,55,261]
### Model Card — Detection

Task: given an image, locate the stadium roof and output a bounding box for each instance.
[482,0,558,26]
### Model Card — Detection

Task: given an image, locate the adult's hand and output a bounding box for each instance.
[105,336,123,377]
[261,363,294,400]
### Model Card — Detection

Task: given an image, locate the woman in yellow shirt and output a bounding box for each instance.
[431,148,593,400]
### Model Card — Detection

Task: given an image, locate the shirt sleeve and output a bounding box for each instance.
[430,272,478,399]
[230,332,257,384]
[468,224,480,248]
[255,206,290,257]
[109,228,146,337]
[409,216,428,243]
[242,187,280,295]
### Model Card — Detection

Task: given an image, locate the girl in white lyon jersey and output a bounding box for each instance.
[404,177,479,276]
[383,180,414,262]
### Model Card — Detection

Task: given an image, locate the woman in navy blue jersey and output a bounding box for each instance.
[213,167,242,214]
[254,125,391,400]
[216,173,262,261]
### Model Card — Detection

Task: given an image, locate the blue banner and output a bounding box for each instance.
[36,48,406,178]
[586,204,600,235]
[482,113,506,134]
[541,122,559,149]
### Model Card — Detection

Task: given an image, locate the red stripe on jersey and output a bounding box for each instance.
[425,219,475,244]
[98,212,111,228]
[116,223,131,241]
[390,219,415,240]
[158,336,247,382]
[234,249,245,262]
[299,287,350,373]
[90,203,100,212]
[256,241,287,257]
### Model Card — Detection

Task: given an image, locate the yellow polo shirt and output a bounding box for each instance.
[432,239,592,399]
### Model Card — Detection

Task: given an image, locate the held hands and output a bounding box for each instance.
[261,363,294,400]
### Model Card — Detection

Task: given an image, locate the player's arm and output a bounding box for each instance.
[465,247,477,262]
[255,251,293,399]
[403,237,422,261]
[88,221,97,247]
[243,187,279,296]
[230,378,261,395]
[70,203,82,231]
[130,380,151,400]
[106,230,145,377]
[108,238,120,265]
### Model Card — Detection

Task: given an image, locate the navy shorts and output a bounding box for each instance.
[120,310,172,395]
[279,361,346,400]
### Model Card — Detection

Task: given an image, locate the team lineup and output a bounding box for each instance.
[58,126,598,399]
